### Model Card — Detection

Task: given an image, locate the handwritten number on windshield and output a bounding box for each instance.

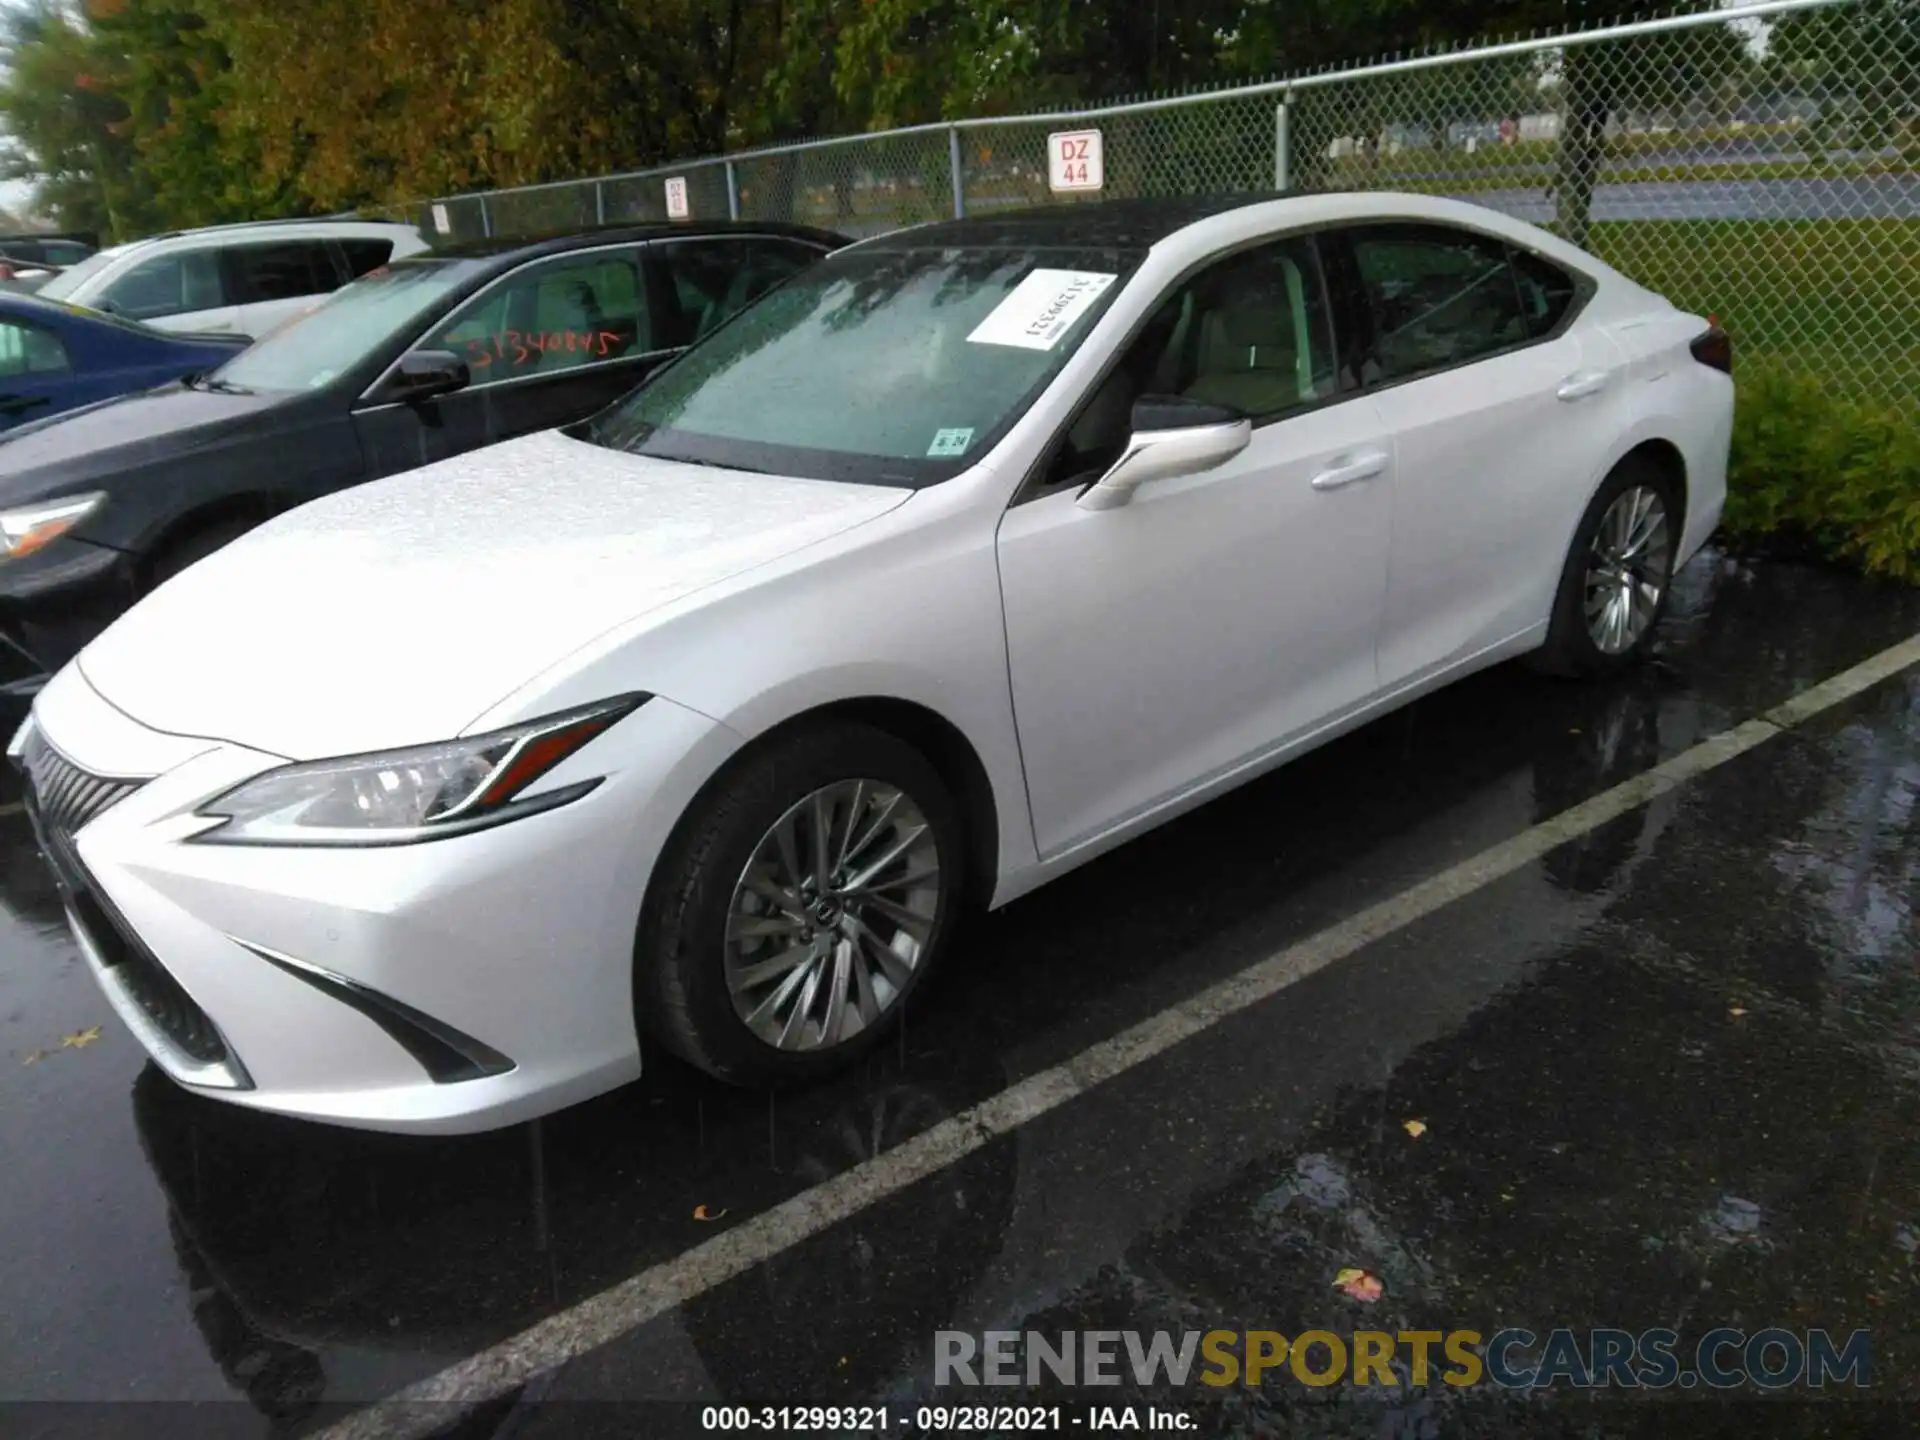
[465,330,624,368]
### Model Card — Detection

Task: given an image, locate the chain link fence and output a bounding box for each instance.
[419,0,1916,408]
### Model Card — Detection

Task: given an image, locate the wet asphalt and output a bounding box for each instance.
[3,546,1919,1438]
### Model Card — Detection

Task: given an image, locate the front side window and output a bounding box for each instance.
[228,241,340,303]
[423,251,649,381]
[1044,234,1342,489]
[587,243,1142,488]
[212,256,494,392]
[97,249,227,320]
[653,237,824,347]
[0,320,69,378]
[1349,224,1531,383]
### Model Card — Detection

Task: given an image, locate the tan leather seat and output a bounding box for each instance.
[1181,293,1301,416]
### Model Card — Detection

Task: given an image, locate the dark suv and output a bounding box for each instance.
[0,221,845,701]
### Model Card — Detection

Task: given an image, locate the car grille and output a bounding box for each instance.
[16,729,235,1070]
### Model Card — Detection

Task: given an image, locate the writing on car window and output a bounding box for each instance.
[464,329,627,369]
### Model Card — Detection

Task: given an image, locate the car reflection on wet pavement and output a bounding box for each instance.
[3,546,1919,1437]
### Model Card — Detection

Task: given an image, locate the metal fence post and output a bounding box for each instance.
[594,180,606,225]
[726,160,741,221]
[1274,90,1291,192]
[478,195,493,238]
[948,126,965,218]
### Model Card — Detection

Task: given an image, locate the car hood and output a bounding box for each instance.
[77,429,913,758]
[0,383,287,495]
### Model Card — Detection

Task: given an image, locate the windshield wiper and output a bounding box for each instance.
[652,452,771,476]
[183,373,253,395]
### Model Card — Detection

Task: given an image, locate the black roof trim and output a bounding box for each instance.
[421,220,852,262]
[856,194,1282,252]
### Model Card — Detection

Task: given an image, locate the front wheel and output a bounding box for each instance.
[1531,455,1681,678]
[636,723,966,1086]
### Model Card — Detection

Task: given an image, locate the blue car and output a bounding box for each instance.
[0,291,247,432]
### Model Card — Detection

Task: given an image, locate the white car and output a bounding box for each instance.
[34,219,429,340]
[9,191,1732,1134]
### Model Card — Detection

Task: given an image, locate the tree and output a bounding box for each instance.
[0,0,152,237]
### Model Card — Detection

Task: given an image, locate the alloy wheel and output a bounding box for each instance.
[724,779,944,1051]
[1583,484,1672,655]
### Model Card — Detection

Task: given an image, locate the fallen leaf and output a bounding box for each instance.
[1569,728,1582,734]
[1403,1119,1427,1138]
[1729,1007,1748,1018]
[1500,1191,1516,1202]
[60,1027,101,1050]
[1334,1267,1384,1302]
[693,1204,728,1222]
[22,1050,45,1066]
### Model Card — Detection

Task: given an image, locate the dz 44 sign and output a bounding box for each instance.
[1049,130,1104,192]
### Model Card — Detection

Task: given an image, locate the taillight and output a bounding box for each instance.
[1691,322,1732,374]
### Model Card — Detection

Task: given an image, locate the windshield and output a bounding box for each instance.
[586,243,1142,487]
[36,243,133,301]
[212,257,491,392]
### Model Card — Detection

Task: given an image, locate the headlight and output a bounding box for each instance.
[190,695,646,846]
[0,492,105,561]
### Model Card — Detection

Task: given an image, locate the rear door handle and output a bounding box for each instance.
[1556,370,1610,402]
[1310,449,1390,491]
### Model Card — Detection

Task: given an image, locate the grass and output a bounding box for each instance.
[1588,218,1920,410]
[1581,219,1920,579]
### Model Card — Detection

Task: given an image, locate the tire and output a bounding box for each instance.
[148,517,259,588]
[1530,454,1682,678]
[636,721,967,1086]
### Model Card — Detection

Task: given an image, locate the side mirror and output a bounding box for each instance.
[387,349,470,402]
[1076,395,1251,512]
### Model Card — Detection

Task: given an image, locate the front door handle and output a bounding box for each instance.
[1556,370,1610,402]
[1310,449,1390,491]
[0,394,50,419]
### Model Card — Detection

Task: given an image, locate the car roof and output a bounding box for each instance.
[419,219,852,262]
[858,194,1280,252]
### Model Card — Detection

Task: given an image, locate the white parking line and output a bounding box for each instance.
[320,630,1920,1440]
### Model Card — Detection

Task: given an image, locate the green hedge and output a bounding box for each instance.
[1723,365,1920,582]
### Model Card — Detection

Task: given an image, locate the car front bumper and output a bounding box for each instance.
[10,661,743,1134]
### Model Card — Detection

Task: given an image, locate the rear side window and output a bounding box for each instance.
[1509,247,1578,338]
[227,241,341,303]
[652,238,822,348]
[1349,224,1531,383]
[43,241,92,267]
[0,320,69,377]
[98,249,228,320]
[337,238,395,280]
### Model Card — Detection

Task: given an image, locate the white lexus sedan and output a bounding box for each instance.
[9,192,1732,1133]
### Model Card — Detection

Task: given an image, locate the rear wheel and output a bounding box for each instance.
[637,722,966,1086]
[1532,455,1680,678]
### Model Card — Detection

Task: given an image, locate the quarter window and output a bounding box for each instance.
[424,251,649,380]
[0,320,69,377]
[98,249,227,320]
[228,241,340,303]
[653,238,823,347]
[336,238,396,280]
[1349,225,1531,382]
[1510,247,1579,338]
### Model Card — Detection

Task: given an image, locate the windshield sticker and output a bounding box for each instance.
[926,427,975,458]
[966,269,1117,351]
